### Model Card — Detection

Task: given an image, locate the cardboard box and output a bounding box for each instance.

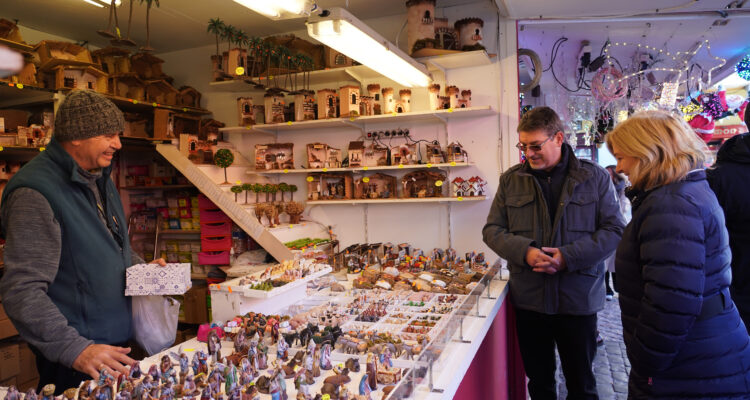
[17,342,38,383]
[0,302,19,340]
[0,375,17,388]
[18,377,39,392]
[125,263,191,296]
[0,342,20,380]
[181,285,208,324]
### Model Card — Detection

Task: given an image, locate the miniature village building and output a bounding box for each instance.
[324,47,354,68]
[363,143,389,167]
[255,143,294,170]
[455,18,484,50]
[293,90,316,121]
[459,90,472,108]
[399,89,412,113]
[434,18,458,50]
[227,47,248,77]
[38,64,107,93]
[317,89,337,119]
[381,88,395,114]
[452,177,466,197]
[307,143,342,169]
[359,96,375,116]
[348,141,365,168]
[111,74,146,101]
[446,86,460,109]
[130,52,169,81]
[178,86,202,108]
[354,173,397,199]
[307,173,353,200]
[237,97,255,126]
[34,41,95,69]
[401,170,446,198]
[428,84,441,110]
[406,0,436,54]
[146,80,179,105]
[92,47,132,75]
[264,91,285,124]
[339,85,360,117]
[446,141,468,163]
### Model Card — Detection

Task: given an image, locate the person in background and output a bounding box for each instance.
[603,165,631,300]
[606,110,750,399]
[706,109,750,331]
[0,90,164,394]
[483,106,625,400]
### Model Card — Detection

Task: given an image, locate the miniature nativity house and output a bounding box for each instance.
[402,170,446,198]
[359,96,375,116]
[10,60,37,86]
[452,177,466,197]
[324,47,354,68]
[264,91,285,124]
[354,173,397,199]
[227,48,248,77]
[348,141,365,168]
[111,75,146,101]
[317,89,337,119]
[381,88,395,114]
[293,90,316,121]
[92,47,132,75]
[367,84,382,114]
[339,85,360,117]
[255,143,294,170]
[426,142,445,164]
[307,143,342,169]
[467,176,487,196]
[362,143,389,167]
[446,86,460,109]
[399,89,412,113]
[406,0,436,54]
[237,97,255,125]
[146,80,179,105]
[391,143,418,165]
[130,52,169,81]
[459,90,472,108]
[446,142,468,163]
[434,18,459,50]
[307,173,353,201]
[428,84,441,110]
[0,19,24,44]
[178,86,202,108]
[455,18,484,50]
[34,41,95,69]
[200,119,224,143]
[38,65,107,93]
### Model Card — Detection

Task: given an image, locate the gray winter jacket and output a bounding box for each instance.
[483,149,625,315]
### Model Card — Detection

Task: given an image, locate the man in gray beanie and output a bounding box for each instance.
[0,90,163,393]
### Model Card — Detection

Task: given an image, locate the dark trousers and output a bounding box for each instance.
[605,272,616,295]
[515,308,599,400]
[30,345,91,395]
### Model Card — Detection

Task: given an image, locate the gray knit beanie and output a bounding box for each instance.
[54,90,125,142]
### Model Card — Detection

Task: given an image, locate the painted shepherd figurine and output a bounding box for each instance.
[207,330,222,365]
[4,386,20,400]
[359,373,372,399]
[365,352,377,391]
[276,332,289,361]
[319,343,332,370]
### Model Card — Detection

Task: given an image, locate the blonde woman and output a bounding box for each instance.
[607,110,750,399]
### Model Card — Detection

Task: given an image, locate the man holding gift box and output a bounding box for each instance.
[0,90,165,393]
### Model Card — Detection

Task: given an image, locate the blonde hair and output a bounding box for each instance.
[605,110,707,191]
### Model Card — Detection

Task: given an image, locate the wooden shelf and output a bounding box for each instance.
[207,64,383,93]
[306,196,486,205]
[0,38,34,53]
[247,162,474,175]
[0,83,56,108]
[121,185,195,190]
[220,106,496,134]
[97,94,212,115]
[0,145,47,155]
[416,50,495,72]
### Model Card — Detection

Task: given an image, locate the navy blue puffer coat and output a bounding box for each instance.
[616,170,750,399]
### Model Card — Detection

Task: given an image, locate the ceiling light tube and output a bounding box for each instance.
[306,7,432,87]
[83,0,105,7]
[233,0,310,20]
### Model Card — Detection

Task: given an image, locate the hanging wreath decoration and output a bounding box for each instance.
[591,66,627,104]
[736,54,750,81]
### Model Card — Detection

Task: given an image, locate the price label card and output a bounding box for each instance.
[16,84,23,89]
[283,169,289,173]
[457,196,464,201]
[133,100,139,104]
[363,166,369,171]
[450,161,457,166]
[435,180,443,187]
[398,164,404,168]
[448,108,454,113]
[152,102,158,107]
[426,163,432,168]
[362,177,370,183]
[306,176,314,182]
[322,168,328,172]
[287,121,293,126]
[39,147,46,152]
[235,67,245,75]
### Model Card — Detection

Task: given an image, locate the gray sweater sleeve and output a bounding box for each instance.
[0,188,93,367]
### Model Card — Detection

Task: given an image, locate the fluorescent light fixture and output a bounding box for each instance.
[82,0,122,7]
[306,7,431,87]
[233,0,311,20]
[82,0,105,7]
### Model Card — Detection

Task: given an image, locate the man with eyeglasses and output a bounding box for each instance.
[483,106,625,400]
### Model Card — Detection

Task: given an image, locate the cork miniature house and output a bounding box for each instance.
[426,141,445,164]
[402,170,446,198]
[227,47,248,77]
[264,90,285,124]
[362,143,389,167]
[459,89,472,108]
[381,87,395,114]
[146,80,179,105]
[434,18,458,50]
[367,84,382,114]
[178,86,202,108]
[307,173,353,200]
[399,89,412,113]
[200,119,225,142]
[92,47,132,75]
[317,89,337,119]
[455,18,484,50]
[339,85,360,117]
[446,141,468,163]
[391,143,418,165]
[293,90,316,121]
[255,143,294,170]
[34,41,95,69]
[237,97,255,125]
[324,47,354,68]
[0,19,25,45]
[354,173,397,199]
[307,143,342,169]
[348,141,365,168]
[446,86,460,109]
[428,84,441,110]
[130,52,169,81]
[406,0,436,54]
[38,65,107,93]
[111,74,146,101]
[359,96,375,116]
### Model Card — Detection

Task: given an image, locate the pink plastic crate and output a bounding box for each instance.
[198,250,230,265]
[199,209,230,223]
[198,195,218,210]
[201,235,231,251]
[200,221,232,236]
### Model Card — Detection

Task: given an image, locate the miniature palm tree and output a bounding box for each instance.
[252,183,263,203]
[221,24,237,55]
[248,36,262,80]
[139,0,160,52]
[289,184,298,201]
[114,0,138,46]
[264,43,275,88]
[213,149,234,184]
[278,182,289,202]
[277,46,291,90]
[241,183,252,204]
[230,185,243,202]
[207,18,225,60]
[97,0,118,39]
[263,183,273,202]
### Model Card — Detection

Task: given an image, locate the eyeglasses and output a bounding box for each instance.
[516,135,554,153]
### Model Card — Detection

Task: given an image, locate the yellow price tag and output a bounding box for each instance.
[39,147,46,152]
[236,180,242,185]
[287,121,293,126]
[349,117,355,121]
[435,180,443,187]
[322,168,328,172]
[448,108,454,113]
[362,177,370,183]
[16,84,23,89]
[398,164,404,168]
[294,366,300,372]
[362,166,369,171]
[116,27,121,37]
[457,196,464,201]
[289,224,294,229]
[0,146,4,151]
[313,244,317,249]
[306,176,314,182]
[133,100,139,104]
[249,382,255,386]
[283,169,289,173]
[450,161,457,166]
[426,163,432,168]
[152,102,158,107]
[246,125,251,130]
[183,108,188,112]
[184,348,195,352]
[235,66,245,75]
[338,363,344,369]
[321,395,329,400]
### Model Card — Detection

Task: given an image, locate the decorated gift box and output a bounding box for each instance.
[125,263,192,296]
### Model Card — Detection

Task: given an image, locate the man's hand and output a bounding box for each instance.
[534,247,566,275]
[526,247,557,270]
[72,344,136,380]
[149,258,167,267]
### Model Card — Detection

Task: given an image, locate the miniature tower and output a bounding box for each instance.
[459,90,472,108]
[228,48,248,77]
[428,84,441,110]
[455,18,484,49]
[264,91,285,124]
[294,90,316,121]
[359,96,374,116]
[316,89,337,119]
[406,0,436,54]
[381,87,395,114]
[399,89,412,113]
[237,97,255,126]
[367,84,381,114]
[446,86,460,109]
[339,85,361,117]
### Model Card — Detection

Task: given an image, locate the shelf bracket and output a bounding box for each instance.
[253,126,276,135]
[343,67,365,85]
[341,119,365,135]
[434,113,448,128]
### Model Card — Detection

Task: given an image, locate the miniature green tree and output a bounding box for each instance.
[278,182,289,202]
[213,149,234,184]
[230,185,243,202]
[289,184,298,201]
[207,18,225,59]
[221,24,237,54]
[242,183,253,204]
[263,183,273,202]
[252,183,263,203]
[269,184,279,202]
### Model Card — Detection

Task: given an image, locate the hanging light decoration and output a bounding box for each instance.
[736,54,750,81]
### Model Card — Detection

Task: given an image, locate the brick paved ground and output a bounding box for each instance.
[556,296,630,399]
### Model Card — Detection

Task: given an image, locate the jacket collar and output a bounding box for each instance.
[45,137,113,186]
[626,169,705,210]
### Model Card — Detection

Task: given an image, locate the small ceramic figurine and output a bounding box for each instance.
[277,332,289,361]
[182,374,197,396]
[4,386,20,400]
[129,361,142,380]
[358,373,372,399]
[320,343,332,370]
[207,330,222,365]
[224,357,238,394]
[160,380,175,400]
[192,350,209,375]
[234,330,246,353]
[160,354,177,385]
[257,342,268,370]
[366,352,378,391]
[24,388,38,400]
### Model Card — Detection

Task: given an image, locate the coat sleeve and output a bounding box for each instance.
[482,176,535,267]
[629,193,706,375]
[559,168,626,272]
